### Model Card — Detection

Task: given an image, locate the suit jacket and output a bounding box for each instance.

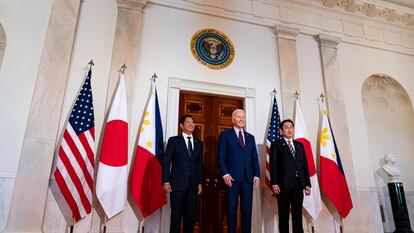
[269,139,311,190]
[162,135,203,192]
[218,128,260,182]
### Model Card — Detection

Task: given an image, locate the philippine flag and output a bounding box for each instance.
[130,79,166,217]
[319,102,353,218]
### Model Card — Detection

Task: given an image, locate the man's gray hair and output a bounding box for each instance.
[232,109,245,119]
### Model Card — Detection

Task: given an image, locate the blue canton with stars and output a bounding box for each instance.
[69,69,95,134]
[267,97,282,142]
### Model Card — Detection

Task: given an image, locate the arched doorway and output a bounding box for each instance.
[362,74,414,231]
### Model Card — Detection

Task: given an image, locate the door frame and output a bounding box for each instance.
[160,77,260,233]
[165,77,257,139]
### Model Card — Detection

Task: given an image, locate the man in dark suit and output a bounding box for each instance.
[218,109,260,233]
[270,119,311,233]
[162,114,203,233]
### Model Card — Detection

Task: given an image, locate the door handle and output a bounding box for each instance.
[205,178,210,187]
[213,179,218,187]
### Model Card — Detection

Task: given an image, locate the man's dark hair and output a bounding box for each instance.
[179,114,194,124]
[279,119,294,129]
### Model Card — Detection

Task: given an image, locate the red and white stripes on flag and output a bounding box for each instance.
[96,74,128,219]
[265,96,282,193]
[54,68,95,221]
[294,98,323,220]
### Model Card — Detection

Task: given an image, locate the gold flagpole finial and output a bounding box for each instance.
[294,91,299,100]
[151,73,158,82]
[88,60,95,67]
[120,64,127,74]
[320,93,325,102]
[272,88,277,97]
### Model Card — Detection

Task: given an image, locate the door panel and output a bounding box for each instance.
[179,91,243,233]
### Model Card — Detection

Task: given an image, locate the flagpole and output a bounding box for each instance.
[69,216,75,233]
[266,88,280,196]
[320,93,326,114]
[103,216,107,233]
[339,216,343,233]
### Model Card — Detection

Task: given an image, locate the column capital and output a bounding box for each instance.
[318,34,340,49]
[117,0,147,11]
[273,25,300,40]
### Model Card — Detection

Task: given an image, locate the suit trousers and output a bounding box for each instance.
[228,178,253,233]
[170,184,197,233]
[277,178,304,233]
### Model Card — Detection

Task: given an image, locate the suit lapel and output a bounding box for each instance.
[244,132,250,148]
[192,138,200,160]
[293,140,301,157]
[230,129,243,150]
[179,136,191,159]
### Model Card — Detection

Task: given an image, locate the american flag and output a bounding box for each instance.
[265,96,282,192]
[54,68,95,221]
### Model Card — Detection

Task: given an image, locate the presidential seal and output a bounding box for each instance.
[190,28,235,70]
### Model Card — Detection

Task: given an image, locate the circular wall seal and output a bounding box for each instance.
[190,28,235,70]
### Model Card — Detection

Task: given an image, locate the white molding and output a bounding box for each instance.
[166,77,256,135]
[2,231,43,233]
[117,0,147,11]
[274,25,300,40]
[356,186,378,192]
[0,170,16,178]
[357,185,414,193]
[318,34,341,48]
[149,0,414,55]
[169,77,255,98]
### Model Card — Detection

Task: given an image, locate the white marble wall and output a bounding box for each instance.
[0,177,14,232]
[0,0,52,181]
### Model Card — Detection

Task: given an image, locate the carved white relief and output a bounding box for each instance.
[321,0,414,26]
[274,25,300,40]
[362,74,413,121]
[363,74,410,99]
[318,34,340,48]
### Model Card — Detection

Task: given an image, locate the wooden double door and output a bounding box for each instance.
[178,91,244,233]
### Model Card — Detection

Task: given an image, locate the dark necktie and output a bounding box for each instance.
[238,131,244,148]
[187,136,193,157]
[287,140,295,159]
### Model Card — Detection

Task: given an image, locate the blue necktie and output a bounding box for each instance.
[187,136,193,157]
